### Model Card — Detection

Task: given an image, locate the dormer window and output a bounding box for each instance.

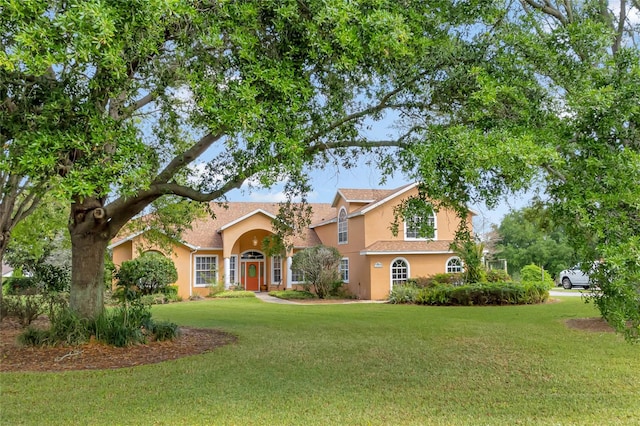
[338,207,348,244]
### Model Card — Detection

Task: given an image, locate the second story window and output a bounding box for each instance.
[405,208,435,240]
[338,207,348,244]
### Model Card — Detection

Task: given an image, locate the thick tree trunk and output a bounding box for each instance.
[0,234,8,321]
[68,198,110,320]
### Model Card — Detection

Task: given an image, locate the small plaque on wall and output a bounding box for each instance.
[374,262,383,268]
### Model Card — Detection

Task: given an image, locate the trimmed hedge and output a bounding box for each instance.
[389,281,549,306]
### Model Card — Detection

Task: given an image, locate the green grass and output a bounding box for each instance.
[2,297,639,425]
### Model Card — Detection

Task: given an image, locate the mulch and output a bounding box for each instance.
[0,317,236,373]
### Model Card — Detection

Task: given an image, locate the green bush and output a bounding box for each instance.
[212,290,256,298]
[1,294,46,325]
[18,327,51,346]
[3,277,38,295]
[388,284,420,304]
[485,269,512,283]
[519,264,554,289]
[207,281,226,297]
[269,290,316,300]
[149,320,180,341]
[33,264,70,293]
[408,282,550,306]
[116,253,178,295]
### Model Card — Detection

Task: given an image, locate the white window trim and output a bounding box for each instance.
[194,254,218,287]
[404,212,437,241]
[390,257,410,290]
[446,256,463,274]
[271,255,283,285]
[340,257,349,283]
[338,207,348,245]
[229,255,238,284]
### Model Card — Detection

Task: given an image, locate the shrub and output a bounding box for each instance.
[212,290,256,298]
[388,284,420,304]
[33,263,70,293]
[116,252,178,295]
[149,320,180,341]
[207,281,226,297]
[409,282,550,306]
[291,245,342,299]
[269,290,316,300]
[1,294,47,325]
[18,327,51,346]
[3,277,38,295]
[519,264,554,289]
[485,269,512,283]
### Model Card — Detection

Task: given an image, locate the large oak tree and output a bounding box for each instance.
[2,0,504,319]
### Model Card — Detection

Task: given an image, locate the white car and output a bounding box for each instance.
[557,265,591,289]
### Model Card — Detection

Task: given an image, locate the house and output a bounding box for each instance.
[110,183,473,300]
[2,262,13,279]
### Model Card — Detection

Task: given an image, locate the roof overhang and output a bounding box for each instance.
[219,209,279,231]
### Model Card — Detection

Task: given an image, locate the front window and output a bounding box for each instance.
[405,213,435,240]
[391,258,409,286]
[446,257,462,273]
[291,269,305,283]
[272,256,282,284]
[195,255,217,287]
[340,258,349,282]
[229,255,237,284]
[338,207,348,244]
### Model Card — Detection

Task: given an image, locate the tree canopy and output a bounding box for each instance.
[495,207,576,278]
[2,1,638,340]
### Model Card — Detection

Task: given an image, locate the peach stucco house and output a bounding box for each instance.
[109,183,473,300]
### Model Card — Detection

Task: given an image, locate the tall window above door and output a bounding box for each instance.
[338,207,348,244]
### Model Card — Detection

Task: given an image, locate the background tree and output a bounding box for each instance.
[291,245,342,299]
[494,207,576,278]
[502,0,640,340]
[2,0,501,319]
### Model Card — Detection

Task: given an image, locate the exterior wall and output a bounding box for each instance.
[367,253,455,300]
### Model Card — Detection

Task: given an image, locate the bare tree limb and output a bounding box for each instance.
[152,130,227,185]
[521,0,567,24]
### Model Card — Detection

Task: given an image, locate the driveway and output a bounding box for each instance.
[549,289,593,297]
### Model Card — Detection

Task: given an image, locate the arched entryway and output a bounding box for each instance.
[241,250,265,291]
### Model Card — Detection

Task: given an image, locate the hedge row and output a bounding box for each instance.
[389,282,549,306]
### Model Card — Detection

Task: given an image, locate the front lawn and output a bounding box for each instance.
[1,297,639,425]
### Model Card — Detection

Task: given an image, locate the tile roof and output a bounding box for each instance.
[332,188,396,206]
[181,202,336,248]
[360,240,454,255]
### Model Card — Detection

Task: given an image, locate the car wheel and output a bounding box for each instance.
[562,277,572,289]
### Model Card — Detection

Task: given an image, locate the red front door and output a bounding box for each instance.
[245,262,260,291]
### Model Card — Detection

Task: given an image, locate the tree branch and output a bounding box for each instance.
[152,130,227,185]
[613,0,626,54]
[520,0,568,24]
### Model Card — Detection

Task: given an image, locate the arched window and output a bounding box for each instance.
[446,257,463,273]
[338,207,348,244]
[390,258,409,287]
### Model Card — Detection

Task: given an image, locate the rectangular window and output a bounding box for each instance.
[195,255,217,287]
[272,256,282,284]
[340,258,349,282]
[405,215,435,240]
[229,255,237,284]
[291,269,305,283]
